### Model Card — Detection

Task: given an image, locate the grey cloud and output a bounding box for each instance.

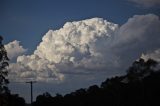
[112,14,160,69]
[141,49,160,62]
[128,0,160,7]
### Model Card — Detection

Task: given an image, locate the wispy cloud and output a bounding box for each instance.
[128,0,160,7]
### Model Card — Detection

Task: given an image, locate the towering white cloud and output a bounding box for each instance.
[8,14,160,82]
[128,0,160,7]
[9,18,118,82]
[5,40,27,59]
[35,18,118,63]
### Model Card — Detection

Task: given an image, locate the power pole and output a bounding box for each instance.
[26,81,37,105]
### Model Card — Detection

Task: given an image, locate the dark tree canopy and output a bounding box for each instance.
[33,58,160,106]
[127,58,158,82]
[0,36,10,94]
[0,36,10,106]
[0,36,26,106]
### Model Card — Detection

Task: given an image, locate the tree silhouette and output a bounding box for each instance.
[127,58,157,82]
[0,36,10,106]
[0,36,9,94]
[33,58,160,106]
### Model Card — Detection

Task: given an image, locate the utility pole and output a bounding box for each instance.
[26,81,37,105]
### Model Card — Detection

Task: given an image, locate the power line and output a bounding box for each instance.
[10,81,26,83]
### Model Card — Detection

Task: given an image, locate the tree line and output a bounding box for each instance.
[32,58,160,106]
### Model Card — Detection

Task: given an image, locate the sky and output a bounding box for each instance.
[1,0,160,103]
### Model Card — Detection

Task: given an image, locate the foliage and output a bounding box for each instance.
[0,36,10,94]
[33,58,160,106]
[0,36,25,106]
[0,36,10,106]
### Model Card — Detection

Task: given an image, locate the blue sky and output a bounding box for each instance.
[1,0,160,103]
[1,0,159,53]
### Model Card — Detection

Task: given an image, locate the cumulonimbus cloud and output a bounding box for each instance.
[7,14,160,82]
[8,18,118,82]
